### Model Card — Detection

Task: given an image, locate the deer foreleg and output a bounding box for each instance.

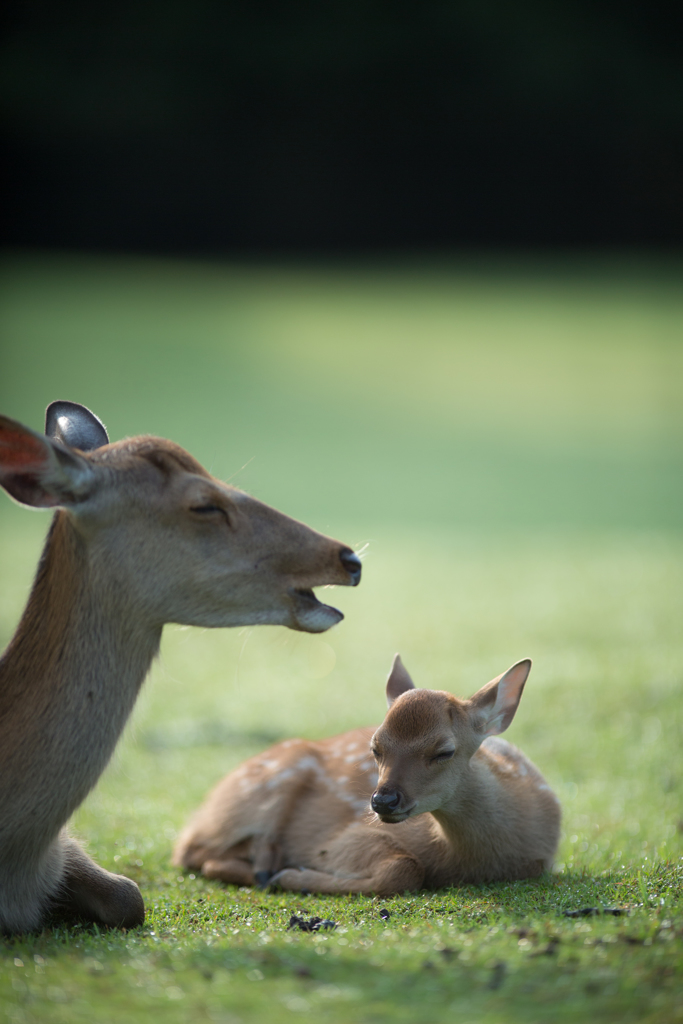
[271,854,424,896]
[49,834,144,929]
[201,857,256,886]
[251,835,284,887]
[174,760,313,885]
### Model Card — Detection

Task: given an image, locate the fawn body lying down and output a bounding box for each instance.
[174,657,560,895]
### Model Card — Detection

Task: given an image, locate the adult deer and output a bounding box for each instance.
[175,656,560,894]
[0,402,361,934]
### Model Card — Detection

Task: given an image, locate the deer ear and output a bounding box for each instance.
[45,401,109,451]
[0,415,97,508]
[386,654,416,706]
[469,659,531,738]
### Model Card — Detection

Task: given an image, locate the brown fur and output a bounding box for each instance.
[0,413,360,934]
[174,657,560,895]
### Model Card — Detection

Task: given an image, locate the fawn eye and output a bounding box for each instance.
[432,750,455,763]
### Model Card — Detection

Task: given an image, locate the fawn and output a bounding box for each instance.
[0,401,361,933]
[174,655,560,894]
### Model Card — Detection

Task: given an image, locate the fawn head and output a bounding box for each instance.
[0,402,361,632]
[370,655,531,822]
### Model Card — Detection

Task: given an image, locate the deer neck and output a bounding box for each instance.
[0,511,162,840]
[428,757,495,851]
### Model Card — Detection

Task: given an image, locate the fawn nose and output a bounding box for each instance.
[371,790,401,814]
[339,548,362,586]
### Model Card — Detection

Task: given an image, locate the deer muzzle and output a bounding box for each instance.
[371,787,414,823]
[339,548,362,586]
[287,546,362,632]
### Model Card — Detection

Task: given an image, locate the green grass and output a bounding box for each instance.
[2,870,682,1024]
[1,253,682,1022]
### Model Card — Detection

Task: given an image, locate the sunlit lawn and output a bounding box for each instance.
[0,253,682,1022]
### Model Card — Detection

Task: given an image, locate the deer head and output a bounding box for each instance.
[370,656,531,821]
[0,402,361,633]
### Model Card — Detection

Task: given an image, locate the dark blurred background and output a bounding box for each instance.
[4,0,683,253]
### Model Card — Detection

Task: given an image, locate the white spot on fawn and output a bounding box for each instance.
[265,767,295,790]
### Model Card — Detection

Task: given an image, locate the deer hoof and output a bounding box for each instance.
[269,868,305,891]
[101,874,145,929]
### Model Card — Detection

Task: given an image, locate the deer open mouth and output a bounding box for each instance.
[290,588,344,633]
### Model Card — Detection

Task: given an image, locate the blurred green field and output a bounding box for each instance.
[1,253,682,1023]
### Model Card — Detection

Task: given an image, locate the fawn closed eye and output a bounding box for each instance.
[432,750,455,763]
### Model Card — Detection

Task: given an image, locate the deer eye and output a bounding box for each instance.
[190,504,232,526]
[431,750,455,763]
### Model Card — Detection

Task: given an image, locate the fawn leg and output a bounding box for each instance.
[184,839,281,887]
[49,834,144,928]
[202,836,285,887]
[252,835,284,888]
[177,762,313,885]
[202,857,256,885]
[231,769,310,888]
[251,768,316,887]
[271,854,424,896]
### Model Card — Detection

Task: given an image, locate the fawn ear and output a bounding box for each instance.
[45,401,109,451]
[0,414,98,508]
[469,659,531,738]
[386,654,416,706]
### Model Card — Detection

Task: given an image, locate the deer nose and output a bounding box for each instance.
[371,790,401,814]
[339,548,362,586]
